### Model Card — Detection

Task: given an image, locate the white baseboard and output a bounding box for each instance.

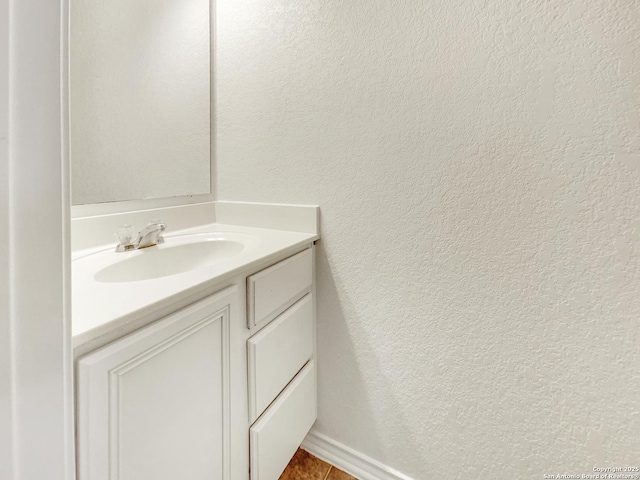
[301,430,415,480]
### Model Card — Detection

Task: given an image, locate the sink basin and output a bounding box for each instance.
[86,232,259,283]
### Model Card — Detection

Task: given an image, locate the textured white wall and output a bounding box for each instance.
[70,0,211,205]
[216,1,640,478]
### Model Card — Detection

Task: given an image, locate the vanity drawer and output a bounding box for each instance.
[250,361,316,480]
[248,294,313,422]
[247,248,312,330]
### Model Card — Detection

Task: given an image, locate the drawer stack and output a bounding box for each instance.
[246,248,316,480]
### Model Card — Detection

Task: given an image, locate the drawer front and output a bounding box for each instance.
[250,360,316,480]
[247,248,312,330]
[248,294,313,422]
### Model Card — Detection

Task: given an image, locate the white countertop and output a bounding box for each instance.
[72,222,318,347]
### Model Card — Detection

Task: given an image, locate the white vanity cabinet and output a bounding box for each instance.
[75,245,317,480]
[76,287,235,480]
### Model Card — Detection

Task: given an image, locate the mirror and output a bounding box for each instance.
[69,0,211,206]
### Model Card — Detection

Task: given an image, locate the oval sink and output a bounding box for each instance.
[91,233,257,283]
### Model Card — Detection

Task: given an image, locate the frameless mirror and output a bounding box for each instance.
[69,0,211,205]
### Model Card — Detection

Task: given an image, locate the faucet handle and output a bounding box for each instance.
[115,224,136,252]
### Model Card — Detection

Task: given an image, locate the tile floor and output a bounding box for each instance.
[279,449,357,480]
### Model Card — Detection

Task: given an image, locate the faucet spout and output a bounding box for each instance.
[135,222,166,249]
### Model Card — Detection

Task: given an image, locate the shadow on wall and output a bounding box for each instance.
[312,241,428,476]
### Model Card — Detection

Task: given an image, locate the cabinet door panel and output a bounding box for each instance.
[77,291,232,480]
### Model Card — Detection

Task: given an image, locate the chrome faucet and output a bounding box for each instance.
[116,221,166,252]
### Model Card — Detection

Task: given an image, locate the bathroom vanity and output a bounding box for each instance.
[66,1,319,476]
[71,203,319,480]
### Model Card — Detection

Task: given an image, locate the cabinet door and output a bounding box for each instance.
[77,288,234,480]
